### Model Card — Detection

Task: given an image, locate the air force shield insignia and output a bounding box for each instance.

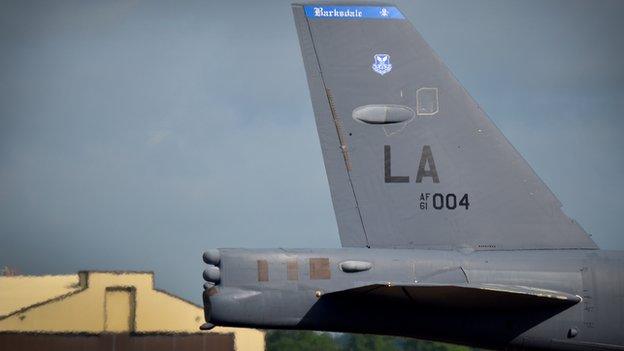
[372,53,392,75]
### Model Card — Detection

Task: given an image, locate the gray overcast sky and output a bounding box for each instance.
[1,0,622,303]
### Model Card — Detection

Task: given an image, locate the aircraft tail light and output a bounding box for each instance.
[203,249,221,266]
[203,265,221,283]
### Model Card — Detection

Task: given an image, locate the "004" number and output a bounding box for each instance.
[432,193,469,210]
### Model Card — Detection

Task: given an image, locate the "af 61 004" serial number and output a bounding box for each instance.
[419,193,469,210]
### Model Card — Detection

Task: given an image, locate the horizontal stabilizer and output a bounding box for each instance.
[326,283,581,310]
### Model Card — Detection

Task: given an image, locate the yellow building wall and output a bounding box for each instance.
[0,272,265,351]
[0,275,80,316]
[0,285,104,333]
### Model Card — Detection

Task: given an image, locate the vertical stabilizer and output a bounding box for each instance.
[292,3,597,250]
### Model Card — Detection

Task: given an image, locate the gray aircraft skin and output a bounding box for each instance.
[201,3,624,350]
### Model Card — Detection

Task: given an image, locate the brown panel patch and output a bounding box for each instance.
[257,260,269,282]
[287,260,299,281]
[309,258,331,280]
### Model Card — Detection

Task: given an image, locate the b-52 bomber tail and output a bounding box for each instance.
[202,3,623,350]
[294,2,595,251]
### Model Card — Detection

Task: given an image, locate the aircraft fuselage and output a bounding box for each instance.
[204,248,624,350]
